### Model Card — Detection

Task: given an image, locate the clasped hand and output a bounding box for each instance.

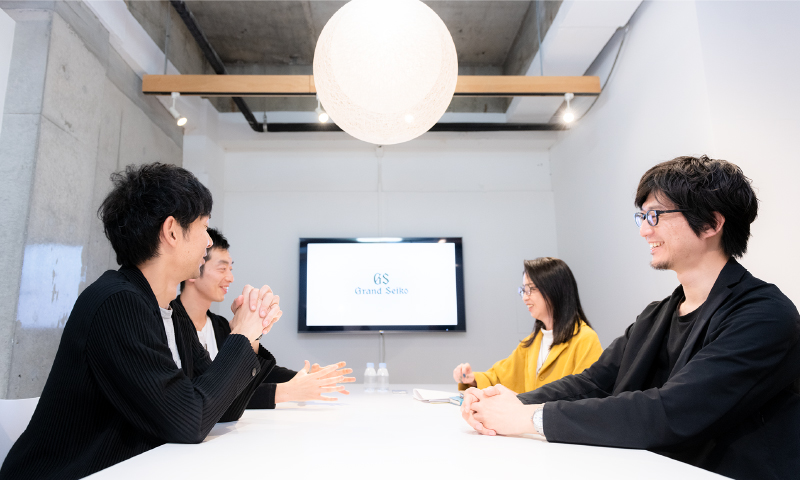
[460,384,541,437]
[275,361,356,403]
[228,284,283,351]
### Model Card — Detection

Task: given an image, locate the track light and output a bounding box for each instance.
[169,92,187,126]
[563,92,575,123]
[315,96,329,123]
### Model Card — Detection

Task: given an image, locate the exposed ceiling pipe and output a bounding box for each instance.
[265,123,564,133]
[169,1,264,132]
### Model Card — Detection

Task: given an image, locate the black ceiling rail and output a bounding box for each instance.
[266,123,565,133]
[169,1,264,132]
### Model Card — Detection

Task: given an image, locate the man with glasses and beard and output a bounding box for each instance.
[460,156,800,480]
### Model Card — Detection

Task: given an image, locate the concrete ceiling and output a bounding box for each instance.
[186,1,534,70]
[174,0,561,114]
[123,0,638,124]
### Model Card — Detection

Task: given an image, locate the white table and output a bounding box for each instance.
[89,385,726,479]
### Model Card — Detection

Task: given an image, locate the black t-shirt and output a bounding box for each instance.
[646,299,703,389]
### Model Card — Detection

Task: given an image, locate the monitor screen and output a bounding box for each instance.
[298,238,466,332]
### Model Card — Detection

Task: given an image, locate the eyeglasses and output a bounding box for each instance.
[518,285,538,297]
[634,209,686,227]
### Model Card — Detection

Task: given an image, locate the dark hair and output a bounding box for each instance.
[98,163,213,267]
[635,155,758,258]
[180,227,230,291]
[521,257,590,349]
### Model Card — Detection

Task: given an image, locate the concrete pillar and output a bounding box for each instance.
[0,1,183,398]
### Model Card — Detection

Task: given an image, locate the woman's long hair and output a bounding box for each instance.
[521,257,590,349]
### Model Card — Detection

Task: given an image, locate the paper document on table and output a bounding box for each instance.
[413,389,461,403]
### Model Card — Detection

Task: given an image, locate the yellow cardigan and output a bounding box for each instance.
[460,321,603,394]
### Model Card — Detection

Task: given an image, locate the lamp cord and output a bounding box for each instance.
[163,8,171,75]
[535,1,544,76]
[571,1,643,124]
[379,331,385,365]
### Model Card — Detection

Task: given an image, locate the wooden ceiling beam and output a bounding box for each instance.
[142,75,601,97]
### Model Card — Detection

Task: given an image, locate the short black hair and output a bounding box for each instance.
[98,163,213,267]
[635,155,758,259]
[521,257,590,349]
[180,227,230,291]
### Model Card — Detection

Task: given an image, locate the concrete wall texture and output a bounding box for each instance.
[0,1,183,399]
[0,9,14,140]
[549,0,800,347]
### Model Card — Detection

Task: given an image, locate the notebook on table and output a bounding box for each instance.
[412,389,462,404]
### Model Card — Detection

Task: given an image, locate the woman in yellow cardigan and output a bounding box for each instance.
[453,257,602,394]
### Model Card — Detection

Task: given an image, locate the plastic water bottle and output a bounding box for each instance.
[364,363,377,393]
[377,363,389,393]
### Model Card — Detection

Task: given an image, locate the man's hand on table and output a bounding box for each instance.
[461,384,544,438]
[275,361,356,403]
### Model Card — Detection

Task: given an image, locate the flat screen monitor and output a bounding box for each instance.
[298,237,466,332]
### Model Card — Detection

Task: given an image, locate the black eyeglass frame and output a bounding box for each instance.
[634,209,687,227]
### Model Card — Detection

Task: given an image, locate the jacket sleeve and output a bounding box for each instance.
[218,344,277,421]
[86,291,264,443]
[469,339,530,392]
[246,383,279,409]
[518,323,631,404]
[264,365,297,384]
[175,310,277,421]
[542,294,800,450]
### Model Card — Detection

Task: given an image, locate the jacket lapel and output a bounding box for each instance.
[538,323,581,374]
[119,266,163,341]
[208,312,230,351]
[169,295,195,377]
[670,258,746,374]
[539,341,568,374]
[613,289,683,394]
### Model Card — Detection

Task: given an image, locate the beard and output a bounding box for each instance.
[650,259,672,270]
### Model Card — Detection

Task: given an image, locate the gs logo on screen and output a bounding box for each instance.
[353,273,409,295]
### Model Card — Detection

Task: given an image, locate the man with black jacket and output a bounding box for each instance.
[461,156,800,480]
[1,163,282,479]
[171,227,354,407]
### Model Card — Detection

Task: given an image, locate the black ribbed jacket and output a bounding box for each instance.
[0,267,276,479]
[170,295,296,409]
[519,259,800,480]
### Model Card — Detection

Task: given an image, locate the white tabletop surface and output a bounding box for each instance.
[89,384,726,479]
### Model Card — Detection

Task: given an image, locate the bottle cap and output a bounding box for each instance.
[379,363,387,369]
[367,362,375,368]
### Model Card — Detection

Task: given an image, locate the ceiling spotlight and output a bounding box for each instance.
[315,97,329,123]
[563,92,575,124]
[168,92,187,127]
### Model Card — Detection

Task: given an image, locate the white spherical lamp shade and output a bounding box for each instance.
[313,0,458,145]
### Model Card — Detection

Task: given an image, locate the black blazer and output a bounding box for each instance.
[1,267,273,480]
[519,259,800,480]
[171,296,296,409]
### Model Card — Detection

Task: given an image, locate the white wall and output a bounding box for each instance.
[694,1,800,304]
[549,0,800,347]
[182,100,226,230]
[217,132,559,384]
[0,9,16,139]
[187,0,800,382]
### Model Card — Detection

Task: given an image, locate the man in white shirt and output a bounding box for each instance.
[173,228,354,407]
